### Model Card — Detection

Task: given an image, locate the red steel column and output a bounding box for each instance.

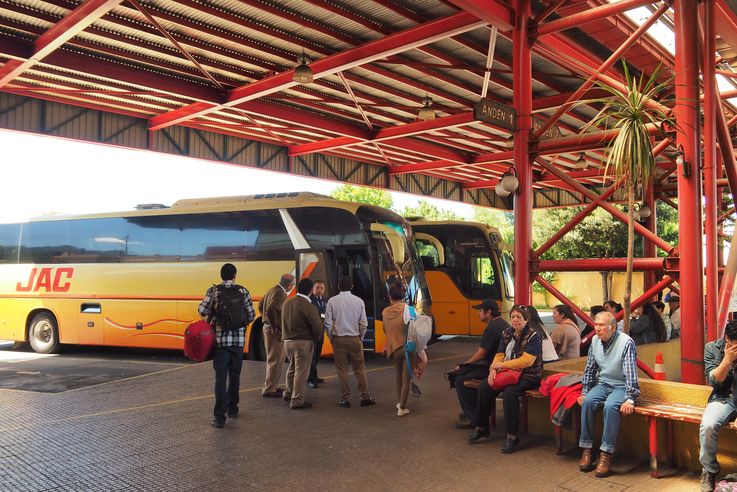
[513,0,533,304]
[675,0,705,383]
[643,181,657,297]
[703,0,718,342]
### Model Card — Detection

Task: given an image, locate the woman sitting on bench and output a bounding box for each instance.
[467,305,543,453]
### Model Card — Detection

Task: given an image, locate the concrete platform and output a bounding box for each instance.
[0,339,699,491]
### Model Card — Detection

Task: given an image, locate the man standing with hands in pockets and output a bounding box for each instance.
[325,275,375,408]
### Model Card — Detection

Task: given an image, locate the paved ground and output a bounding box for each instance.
[0,339,699,491]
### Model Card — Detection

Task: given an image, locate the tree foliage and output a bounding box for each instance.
[533,207,629,260]
[329,184,393,209]
[472,207,514,245]
[399,200,463,221]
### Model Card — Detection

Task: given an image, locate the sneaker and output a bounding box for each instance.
[397,408,410,417]
[227,409,239,418]
[501,436,520,454]
[282,391,292,401]
[261,391,282,398]
[338,400,351,408]
[210,418,225,428]
[700,469,717,492]
[307,381,318,389]
[360,398,377,407]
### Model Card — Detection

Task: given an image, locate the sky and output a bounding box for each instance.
[0,129,474,224]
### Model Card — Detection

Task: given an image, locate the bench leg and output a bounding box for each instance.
[521,395,528,434]
[667,420,675,468]
[648,416,660,478]
[555,425,564,455]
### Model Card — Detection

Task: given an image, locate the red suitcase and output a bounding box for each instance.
[184,320,215,362]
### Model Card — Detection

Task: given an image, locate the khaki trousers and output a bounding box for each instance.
[284,339,313,406]
[391,347,415,409]
[262,326,285,394]
[332,336,370,400]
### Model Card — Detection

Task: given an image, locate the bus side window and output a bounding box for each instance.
[471,254,499,299]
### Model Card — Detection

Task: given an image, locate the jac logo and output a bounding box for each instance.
[16,267,74,292]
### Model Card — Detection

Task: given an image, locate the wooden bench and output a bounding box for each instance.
[464,379,727,479]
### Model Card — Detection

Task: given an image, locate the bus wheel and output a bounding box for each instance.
[28,312,60,354]
[247,325,266,361]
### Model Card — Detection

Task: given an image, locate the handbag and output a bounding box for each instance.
[492,368,522,391]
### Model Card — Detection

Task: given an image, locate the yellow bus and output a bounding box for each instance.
[0,193,430,357]
[409,220,514,335]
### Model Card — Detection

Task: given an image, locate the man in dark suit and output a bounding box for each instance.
[308,280,328,389]
[281,278,324,409]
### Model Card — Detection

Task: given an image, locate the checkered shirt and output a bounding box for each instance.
[198,280,255,348]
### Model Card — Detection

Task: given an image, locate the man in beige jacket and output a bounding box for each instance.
[281,278,324,409]
[259,273,295,397]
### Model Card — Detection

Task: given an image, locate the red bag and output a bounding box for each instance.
[492,368,522,391]
[184,320,215,362]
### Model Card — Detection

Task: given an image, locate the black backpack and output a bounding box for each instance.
[215,285,246,332]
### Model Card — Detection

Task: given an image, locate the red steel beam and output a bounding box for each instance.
[0,0,124,88]
[675,0,705,384]
[538,258,665,272]
[444,0,514,30]
[534,275,595,327]
[532,1,670,141]
[534,0,661,36]
[718,225,737,338]
[148,12,486,130]
[513,0,533,305]
[537,159,676,253]
[702,2,719,342]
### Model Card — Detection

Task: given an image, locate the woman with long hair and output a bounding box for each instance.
[526,305,558,363]
[551,304,581,359]
[468,305,543,453]
[381,280,415,416]
[630,302,667,344]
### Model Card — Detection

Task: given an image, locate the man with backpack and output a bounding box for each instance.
[198,263,255,428]
[259,273,295,398]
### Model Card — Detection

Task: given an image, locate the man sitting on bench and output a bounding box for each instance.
[699,320,737,492]
[577,311,639,478]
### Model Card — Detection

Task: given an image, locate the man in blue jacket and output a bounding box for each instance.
[699,320,737,491]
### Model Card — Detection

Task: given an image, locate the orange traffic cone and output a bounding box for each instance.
[654,352,666,380]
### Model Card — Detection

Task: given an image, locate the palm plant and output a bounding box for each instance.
[583,63,675,332]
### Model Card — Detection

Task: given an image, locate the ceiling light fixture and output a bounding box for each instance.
[418,95,435,121]
[495,167,519,198]
[292,51,313,84]
[575,153,588,170]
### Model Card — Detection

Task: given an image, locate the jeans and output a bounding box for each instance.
[472,377,540,435]
[579,383,626,454]
[700,399,737,473]
[212,346,244,423]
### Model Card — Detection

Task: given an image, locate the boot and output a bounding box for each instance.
[595,451,612,478]
[578,448,594,472]
[700,469,717,492]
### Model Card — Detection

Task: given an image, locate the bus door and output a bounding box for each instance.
[414,232,469,335]
[468,249,501,335]
[78,302,104,345]
[296,249,333,355]
[296,250,334,293]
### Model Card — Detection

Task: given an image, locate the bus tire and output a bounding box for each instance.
[28,312,60,354]
[247,323,266,361]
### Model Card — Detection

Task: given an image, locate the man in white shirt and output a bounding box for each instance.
[325,275,375,408]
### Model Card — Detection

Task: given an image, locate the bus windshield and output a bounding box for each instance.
[370,221,430,308]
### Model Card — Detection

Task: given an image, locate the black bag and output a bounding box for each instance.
[446,362,490,389]
[215,285,246,332]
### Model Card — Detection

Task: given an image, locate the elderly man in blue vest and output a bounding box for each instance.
[577,310,640,478]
